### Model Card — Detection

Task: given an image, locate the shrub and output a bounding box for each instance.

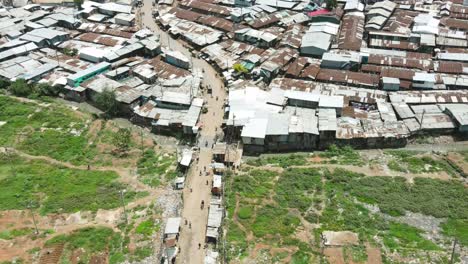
[95,88,119,118]
[238,206,253,220]
[35,83,61,97]
[9,79,33,97]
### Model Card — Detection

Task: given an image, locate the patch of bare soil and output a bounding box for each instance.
[323,231,359,247]
[38,243,65,264]
[324,247,345,264]
[87,119,102,142]
[365,243,382,264]
[131,130,154,149]
[446,152,468,176]
[309,155,325,163]
[89,252,108,264]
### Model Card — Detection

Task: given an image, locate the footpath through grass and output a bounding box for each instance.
[0,154,138,214]
[0,96,99,165]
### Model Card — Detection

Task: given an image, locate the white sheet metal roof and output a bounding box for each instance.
[213,174,222,188]
[165,217,181,235]
[180,149,193,167]
[318,108,337,131]
[319,95,344,109]
[266,113,289,135]
[241,118,268,139]
[207,204,223,228]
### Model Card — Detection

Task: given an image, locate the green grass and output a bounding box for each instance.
[275,168,322,212]
[225,220,248,261]
[318,144,363,165]
[290,250,313,264]
[46,227,124,263]
[130,246,153,261]
[251,205,300,237]
[232,169,277,199]
[137,149,176,186]
[135,219,160,237]
[0,228,34,240]
[0,155,138,214]
[227,164,463,262]
[46,227,114,252]
[345,245,367,263]
[385,150,455,174]
[348,176,468,219]
[441,219,468,246]
[246,153,307,168]
[383,223,440,251]
[0,96,98,165]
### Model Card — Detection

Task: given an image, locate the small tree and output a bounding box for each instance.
[233,63,248,74]
[326,0,337,10]
[63,48,78,57]
[95,88,119,119]
[0,78,10,90]
[9,79,33,97]
[35,83,60,97]
[113,128,132,155]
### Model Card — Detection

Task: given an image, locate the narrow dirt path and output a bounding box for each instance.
[6,147,155,193]
[243,163,452,181]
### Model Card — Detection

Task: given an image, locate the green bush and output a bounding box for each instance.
[94,89,119,118]
[0,78,10,89]
[34,83,61,97]
[8,79,33,97]
[237,206,253,220]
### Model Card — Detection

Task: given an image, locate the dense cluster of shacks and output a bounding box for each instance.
[0,0,205,138]
[153,0,468,152]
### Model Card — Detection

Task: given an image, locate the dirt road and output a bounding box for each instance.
[139,1,227,263]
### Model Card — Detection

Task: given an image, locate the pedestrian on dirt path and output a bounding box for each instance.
[199,171,202,176]
[87,164,90,170]
[198,243,201,249]
[189,222,192,229]
[190,188,193,192]
[204,166,206,171]
[185,219,188,225]
[206,180,209,185]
